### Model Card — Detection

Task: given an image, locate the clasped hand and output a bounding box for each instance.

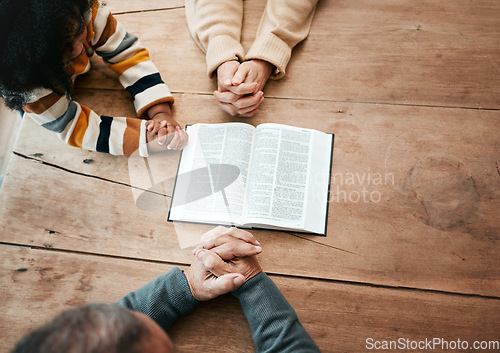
[185,226,263,301]
[215,59,274,118]
[145,103,189,152]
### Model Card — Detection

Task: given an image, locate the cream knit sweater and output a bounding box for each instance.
[185,0,318,79]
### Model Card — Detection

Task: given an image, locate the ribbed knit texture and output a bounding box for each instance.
[233,272,321,353]
[117,267,199,331]
[185,0,245,76]
[206,35,246,76]
[117,268,319,351]
[185,0,318,79]
[245,33,291,79]
[22,0,174,157]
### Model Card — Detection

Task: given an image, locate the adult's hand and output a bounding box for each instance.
[213,60,273,117]
[185,256,245,301]
[214,61,261,117]
[194,227,263,281]
[231,59,274,94]
[216,60,241,92]
[185,227,263,301]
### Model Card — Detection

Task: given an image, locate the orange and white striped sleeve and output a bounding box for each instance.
[89,2,174,117]
[23,89,149,156]
[22,2,174,157]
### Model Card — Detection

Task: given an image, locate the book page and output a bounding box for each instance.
[243,124,311,229]
[169,123,255,225]
[243,123,332,234]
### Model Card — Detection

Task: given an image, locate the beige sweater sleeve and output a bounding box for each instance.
[246,0,319,79]
[185,0,246,76]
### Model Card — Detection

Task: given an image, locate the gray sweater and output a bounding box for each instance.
[118,267,320,352]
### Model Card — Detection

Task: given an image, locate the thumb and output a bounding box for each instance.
[219,63,239,88]
[209,273,246,297]
[232,65,250,85]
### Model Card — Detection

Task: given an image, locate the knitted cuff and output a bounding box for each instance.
[206,35,246,77]
[246,33,292,80]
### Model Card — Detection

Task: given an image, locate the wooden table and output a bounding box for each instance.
[1,0,499,351]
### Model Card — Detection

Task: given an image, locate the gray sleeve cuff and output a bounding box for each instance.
[117,267,199,331]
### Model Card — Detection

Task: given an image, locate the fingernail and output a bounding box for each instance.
[197,250,206,261]
[225,79,231,85]
[233,276,244,286]
[255,246,262,252]
[255,240,261,245]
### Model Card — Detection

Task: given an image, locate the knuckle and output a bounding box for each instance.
[225,241,237,251]
[203,255,217,270]
[215,226,227,233]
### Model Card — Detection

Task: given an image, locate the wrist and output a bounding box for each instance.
[147,102,172,119]
[150,111,172,120]
[232,272,266,297]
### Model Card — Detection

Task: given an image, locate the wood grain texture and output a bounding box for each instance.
[77,0,500,108]
[2,246,498,353]
[104,0,184,14]
[4,91,500,296]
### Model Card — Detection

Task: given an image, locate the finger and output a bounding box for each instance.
[151,120,168,135]
[196,249,230,277]
[215,100,238,117]
[225,227,261,245]
[157,127,168,145]
[199,226,231,243]
[232,64,250,85]
[233,91,263,110]
[207,273,245,297]
[214,90,240,104]
[197,227,261,248]
[145,120,153,131]
[205,241,262,261]
[171,127,189,150]
[164,130,177,150]
[218,62,239,91]
[238,108,260,118]
[193,231,262,256]
[236,98,264,117]
[227,82,258,95]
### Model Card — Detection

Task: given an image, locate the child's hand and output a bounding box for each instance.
[145,104,188,152]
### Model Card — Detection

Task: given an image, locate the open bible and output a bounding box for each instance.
[168,123,334,235]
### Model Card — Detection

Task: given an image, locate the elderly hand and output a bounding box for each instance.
[194,226,263,281]
[185,226,263,301]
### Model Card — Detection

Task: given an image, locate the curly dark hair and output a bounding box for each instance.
[0,0,97,110]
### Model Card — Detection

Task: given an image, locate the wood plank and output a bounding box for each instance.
[3,90,500,296]
[104,0,184,14]
[76,0,500,108]
[1,246,499,353]
[0,101,22,174]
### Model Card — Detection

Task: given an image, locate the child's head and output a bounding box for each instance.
[0,0,97,110]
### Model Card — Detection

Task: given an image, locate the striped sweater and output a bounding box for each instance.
[23,1,173,157]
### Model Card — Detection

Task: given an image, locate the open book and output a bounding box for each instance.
[168,123,334,235]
